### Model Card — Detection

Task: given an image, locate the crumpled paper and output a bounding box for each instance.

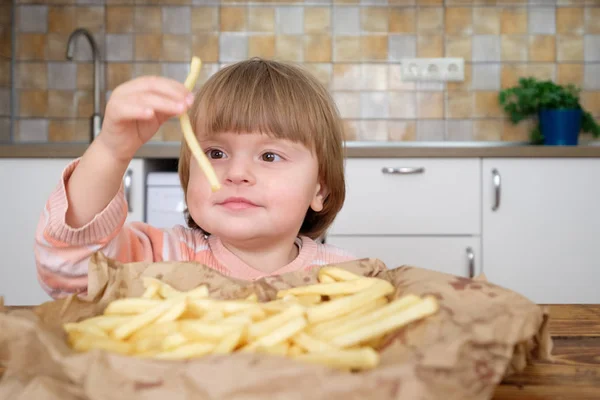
[0,253,551,400]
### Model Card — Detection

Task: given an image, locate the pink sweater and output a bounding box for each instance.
[34,159,356,298]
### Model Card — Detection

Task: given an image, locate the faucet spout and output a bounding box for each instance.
[66,28,102,139]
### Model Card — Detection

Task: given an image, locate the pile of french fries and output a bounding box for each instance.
[64,267,438,371]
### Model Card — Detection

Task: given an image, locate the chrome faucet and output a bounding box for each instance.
[66,28,102,140]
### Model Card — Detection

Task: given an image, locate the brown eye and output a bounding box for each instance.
[208,149,225,159]
[261,152,281,162]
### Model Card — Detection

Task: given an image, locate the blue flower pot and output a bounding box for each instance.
[539,109,582,146]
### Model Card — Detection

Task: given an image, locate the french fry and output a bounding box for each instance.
[161,332,189,351]
[64,322,108,338]
[70,333,132,355]
[318,267,363,282]
[291,332,336,353]
[283,294,322,307]
[112,298,182,340]
[307,297,388,337]
[213,330,244,354]
[78,315,131,332]
[245,316,306,350]
[179,57,221,192]
[277,278,377,298]
[103,298,162,315]
[245,293,258,302]
[153,342,215,360]
[248,304,304,340]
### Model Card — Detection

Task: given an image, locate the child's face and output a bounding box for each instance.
[186,132,326,244]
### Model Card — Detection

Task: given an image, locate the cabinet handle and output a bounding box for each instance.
[381,167,425,175]
[492,168,501,211]
[124,169,133,213]
[466,247,475,278]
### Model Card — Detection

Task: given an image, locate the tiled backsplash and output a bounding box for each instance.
[3,0,600,144]
[0,0,11,142]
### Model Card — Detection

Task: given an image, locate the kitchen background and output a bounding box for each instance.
[0,0,599,144]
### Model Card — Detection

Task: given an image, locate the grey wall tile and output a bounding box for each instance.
[219,34,248,62]
[584,35,600,62]
[446,120,474,141]
[71,33,105,62]
[359,120,388,141]
[161,63,190,83]
[361,64,387,90]
[472,35,501,62]
[48,62,78,90]
[360,92,389,118]
[333,92,360,118]
[584,64,600,90]
[192,0,220,4]
[360,0,387,4]
[162,7,191,35]
[529,7,555,35]
[18,5,48,33]
[106,34,133,61]
[417,120,445,141]
[417,82,445,91]
[16,119,49,142]
[0,118,10,142]
[333,7,360,35]
[76,0,105,4]
[0,88,9,116]
[277,7,304,35]
[472,64,500,90]
[388,35,416,61]
[389,92,416,119]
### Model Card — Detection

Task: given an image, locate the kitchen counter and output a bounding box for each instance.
[1,304,599,399]
[1,142,600,158]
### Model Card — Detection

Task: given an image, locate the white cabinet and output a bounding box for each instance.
[124,158,146,223]
[482,159,600,304]
[0,158,146,306]
[327,158,481,278]
[326,236,481,277]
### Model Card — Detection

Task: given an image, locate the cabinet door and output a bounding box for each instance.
[124,159,145,223]
[325,235,481,278]
[0,158,73,305]
[482,159,600,304]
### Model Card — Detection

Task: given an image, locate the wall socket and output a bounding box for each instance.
[400,58,465,82]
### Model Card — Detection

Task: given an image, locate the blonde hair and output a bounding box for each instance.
[178,57,346,240]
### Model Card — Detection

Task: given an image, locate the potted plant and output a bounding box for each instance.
[498,77,600,145]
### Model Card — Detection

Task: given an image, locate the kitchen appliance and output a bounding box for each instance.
[146,172,187,229]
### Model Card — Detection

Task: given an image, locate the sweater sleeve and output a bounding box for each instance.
[34,158,171,299]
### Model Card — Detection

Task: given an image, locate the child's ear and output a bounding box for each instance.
[310,182,328,212]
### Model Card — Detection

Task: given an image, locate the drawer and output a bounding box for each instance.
[325,235,481,278]
[329,158,481,235]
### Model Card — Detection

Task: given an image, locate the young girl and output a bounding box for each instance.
[34,58,356,299]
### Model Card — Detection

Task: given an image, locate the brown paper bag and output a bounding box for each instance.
[0,253,551,400]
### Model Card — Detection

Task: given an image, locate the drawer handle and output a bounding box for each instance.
[492,168,501,211]
[381,167,425,175]
[124,169,133,213]
[466,247,475,278]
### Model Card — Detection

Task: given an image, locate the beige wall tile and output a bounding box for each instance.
[389,7,415,34]
[107,7,134,34]
[445,7,472,35]
[447,91,473,119]
[582,91,600,116]
[275,35,303,62]
[77,64,92,90]
[417,92,444,118]
[16,63,47,89]
[248,35,275,59]
[417,35,443,57]
[473,7,499,35]
[48,90,75,118]
[501,64,528,89]
[49,120,88,142]
[359,120,388,141]
[446,35,471,60]
[333,92,360,118]
[501,8,528,34]
[527,63,555,82]
[332,64,361,90]
[501,35,528,62]
[417,0,443,6]
[161,119,181,142]
[557,34,584,61]
[192,33,219,62]
[220,7,246,32]
[303,64,332,89]
[305,7,330,33]
[557,63,583,86]
[191,7,218,33]
[474,91,503,118]
[388,120,416,141]
[361,7,388,33]
[135,34,162,61]
[17,33,46,60]
[556,7,584,35]
[361,35,388,61]
[0,61,11,86]
[133,63,162,78]
[161,35,191,62]
[76,90,94,118]
[474,119,503,141]
[106,63,132,91]
[0,27,10,61]
[418,7,443,34]
[48,6,76,34]
[76,7,104,33]
[389,92,416,118]
[135,7,162,33]
[362,64,387,90]
[585,7,600,34]
[249,7,275,32]
[502,118,534,142]
[334,36,361,62]
[19,90,48,117]
[342,119,358,141]
[304,35,331,62]
[529,35,556,62]
[46,34,67,61]
[389,65,416,91]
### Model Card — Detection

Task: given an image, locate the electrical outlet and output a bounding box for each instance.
[400,58,465,82]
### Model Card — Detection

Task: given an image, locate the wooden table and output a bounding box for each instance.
[1,305,599,398]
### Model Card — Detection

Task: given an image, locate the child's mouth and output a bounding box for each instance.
[218,197,260,211]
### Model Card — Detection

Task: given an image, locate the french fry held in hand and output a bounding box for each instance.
[179,56,221,192]
[64,268,439,371]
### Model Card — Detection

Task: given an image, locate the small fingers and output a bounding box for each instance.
[110,103,155,121]
[127,76,194,106]
[138,93,189,117]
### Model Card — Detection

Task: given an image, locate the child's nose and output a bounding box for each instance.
[224,160,255,185]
